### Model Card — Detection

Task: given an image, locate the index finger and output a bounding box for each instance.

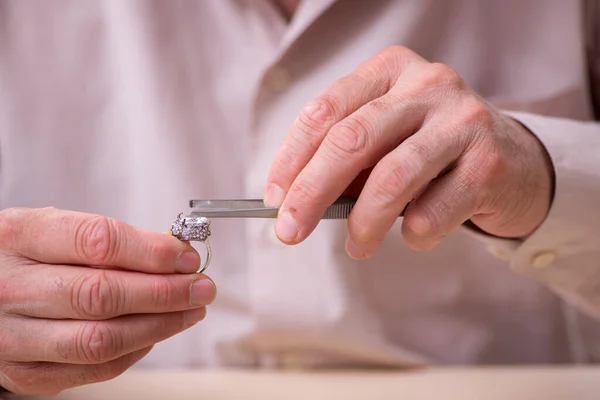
[263,46,419,208]
[0,207,200,274]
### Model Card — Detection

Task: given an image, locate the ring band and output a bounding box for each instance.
[198,239,211,273]
[170,213,212,272]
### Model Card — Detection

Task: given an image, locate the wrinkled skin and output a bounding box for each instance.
[265,46,554,258]
[0,207,216,395]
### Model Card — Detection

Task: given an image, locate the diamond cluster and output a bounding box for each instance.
[171,214,211,242]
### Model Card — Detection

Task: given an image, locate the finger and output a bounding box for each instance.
[0,207,201,274]
[274,61,473,245]
[345,121,469,258]
[0,346,152,395]
[4,265,216,319]
[342,166,375,198]
[274,64,438,245]
[1,308,205,364]
[401,159,482,251]
[264,46,425,208]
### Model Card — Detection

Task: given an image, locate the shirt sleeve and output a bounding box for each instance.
[463,110,600,319]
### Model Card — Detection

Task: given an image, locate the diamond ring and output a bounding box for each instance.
[170,213,212,273]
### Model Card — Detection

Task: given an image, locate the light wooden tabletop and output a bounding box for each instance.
[23,367,598,400]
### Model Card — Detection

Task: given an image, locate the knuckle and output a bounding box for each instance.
[404,140,431,161]
[0,207,60,254]
[365,98,394,115]
[380,44,405,57]
[377,45,415,65]
[287,180,321,207]
[334,75,365,93]
[403,211,441,241]
[70,271,122,319]
[363,46,416,84]
[268,152,301,185]
[296,98,337,133]
[74,215,118,266]
[77,321,121,364]
[416,62,462,91]
[457,95,494,130]
[144,240,172,272]
[371,162,414,200]
[0,208,26,249]
[150,277,174,309]
[324,118,371,161]
[288,180,318,205]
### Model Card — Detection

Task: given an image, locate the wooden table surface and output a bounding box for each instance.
[20,366,599,400]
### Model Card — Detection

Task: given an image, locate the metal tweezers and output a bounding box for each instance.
[189,196,407,219]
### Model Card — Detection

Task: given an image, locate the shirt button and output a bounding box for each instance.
[488,245,511,261]
[530,251,557,268]
[266,66,292,92]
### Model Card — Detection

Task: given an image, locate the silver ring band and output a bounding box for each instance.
[197,238,211,273]
[171,213,212,272]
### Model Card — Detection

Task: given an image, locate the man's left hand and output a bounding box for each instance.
[264,46,554,258]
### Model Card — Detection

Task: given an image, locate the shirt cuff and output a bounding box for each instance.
[463,111,600,317]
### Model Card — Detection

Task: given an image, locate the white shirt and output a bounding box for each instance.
[2,0,600,368]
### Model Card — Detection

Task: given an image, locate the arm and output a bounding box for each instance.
[466,111,600,318]
[262,45,600,318]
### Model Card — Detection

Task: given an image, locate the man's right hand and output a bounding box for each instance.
[0,207,216,395]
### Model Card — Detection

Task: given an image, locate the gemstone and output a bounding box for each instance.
[171,214,211,242]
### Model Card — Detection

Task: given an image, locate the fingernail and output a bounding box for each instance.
[190,279,216,306]
[184,307,206,326]
[345,236,376,259]
[275,211,299,243]
[177,251,200,273]
[345,236,366,259]
[264,184,285,207]
[426,237,443,251]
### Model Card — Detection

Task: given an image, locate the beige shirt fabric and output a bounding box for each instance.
[2,0,600,368]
